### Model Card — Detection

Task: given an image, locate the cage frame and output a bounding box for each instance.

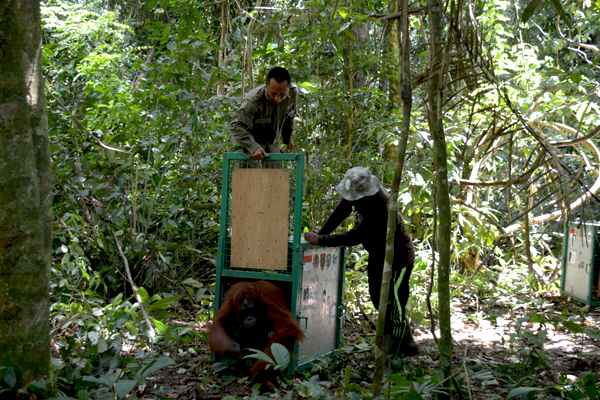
[213,152,309,372]
[561,221,600,307]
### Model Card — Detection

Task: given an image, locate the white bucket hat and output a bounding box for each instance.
[336,167,381,201]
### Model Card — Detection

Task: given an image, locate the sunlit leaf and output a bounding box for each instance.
[271,343,290,368]
[243,348,275,365]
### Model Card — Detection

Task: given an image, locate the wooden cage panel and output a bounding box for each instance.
[230,168,290,270]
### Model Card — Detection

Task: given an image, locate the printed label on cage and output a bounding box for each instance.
[568,250,576,264]
[302,282,317,307]
[320,289,331,316]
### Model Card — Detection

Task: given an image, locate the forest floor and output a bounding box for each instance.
[144,293,600,400]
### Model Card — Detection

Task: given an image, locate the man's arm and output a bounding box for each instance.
[305,216,367,248]
[230,99,262,155]
[317,224,366,248]
[318,198,353,235]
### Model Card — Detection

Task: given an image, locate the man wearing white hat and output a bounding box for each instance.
[304,166,419,364]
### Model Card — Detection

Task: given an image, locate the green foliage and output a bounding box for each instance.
[0,354,18,394]
[243,343,292,372]
[34,0,600,397]
[0,345,174,399]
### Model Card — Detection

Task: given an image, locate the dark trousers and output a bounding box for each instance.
[368,258,414,338]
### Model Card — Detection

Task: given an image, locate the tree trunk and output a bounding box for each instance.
[345,0,369,158]
[218,0,230,96]
[0,0,52,386]
[386,0,401,109]
[245,0,262,90]
[427,0,453,397]
[373,0,412,394]
[524,180,534,275]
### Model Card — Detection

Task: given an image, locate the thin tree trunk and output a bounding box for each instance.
[346,73,354,158]
[0,0,52,388]
[427,0,452,397]
[218,0,229,96]
[373,0,412,394]
[524,180,534,275]
[245,0,262,89]
[386,0,401,109]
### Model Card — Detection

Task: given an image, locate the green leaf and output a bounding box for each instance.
[182,278,203,288]
[436,369,445,384]
[76,388,90,400]
[1,367,17,388]
[114,379,137,400]
[137,357,175,380]
[1,353,12,368]
[338,22,351,33]
[522,0,542,23]
[406,386,425,399]
[506,387,543,398]
[163,324,174,344]
[148,295,181,311]
[549,0,572,27]
[298,81,317,94]
[138,287,149,302]
[585,331,600,341]
[270,343,290,368]
[570,73,582,84]
[146,0,159,10]
[242,349,275,365]
[564,320,584,333]
[125,322,138,335]
[207,68,220,88]
[28,379,47,392]
[98,338,109,353]
[582,349,600,355]
[150,317,167,333]
[440,346,452,357]
[210,360,237,373]
[530,313,544,323]
[82,375,116,388]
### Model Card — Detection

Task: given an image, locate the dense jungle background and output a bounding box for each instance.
[1,0,600,398]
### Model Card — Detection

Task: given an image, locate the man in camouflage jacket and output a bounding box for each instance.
[230,67,298,160]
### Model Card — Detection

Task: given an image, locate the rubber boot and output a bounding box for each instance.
[398,317,420,357]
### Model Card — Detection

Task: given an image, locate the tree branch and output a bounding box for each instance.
[112,230,156,339]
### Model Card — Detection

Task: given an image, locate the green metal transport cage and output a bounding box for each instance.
[213,153,346,371]
[561,222,600,307]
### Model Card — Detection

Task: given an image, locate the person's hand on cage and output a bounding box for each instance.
[304,232,318,245]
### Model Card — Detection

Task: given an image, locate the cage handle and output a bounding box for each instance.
[298,316,308,332]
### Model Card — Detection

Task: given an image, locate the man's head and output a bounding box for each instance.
[265,67,291,104]
[336,167,381,202]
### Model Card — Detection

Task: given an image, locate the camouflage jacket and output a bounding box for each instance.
[230,83,298,155]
